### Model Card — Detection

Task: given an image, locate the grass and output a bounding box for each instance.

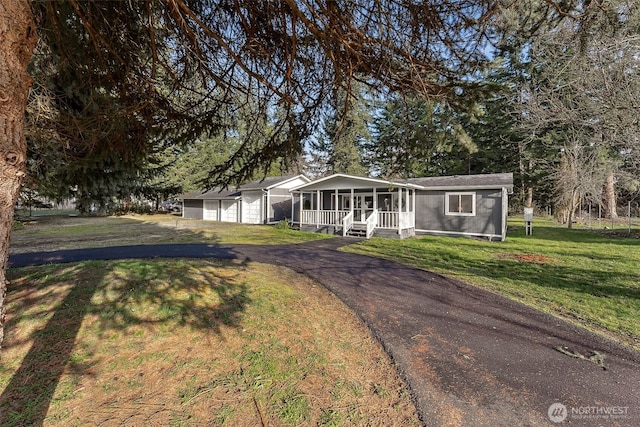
[9,214,331,254]
[343,217,640,349]
[1,260,419,426]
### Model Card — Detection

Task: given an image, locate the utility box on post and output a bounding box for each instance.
[524,207,533,236]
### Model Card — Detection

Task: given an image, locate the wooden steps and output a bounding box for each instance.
[345,221,367,238]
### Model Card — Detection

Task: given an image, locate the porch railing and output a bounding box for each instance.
[301,209,414,234]
[342,211,353,237]
[302,210,349,226]
[377,211,415,230]
[377,211,398,229]
[365,209,378,239]
[399,211,415,230]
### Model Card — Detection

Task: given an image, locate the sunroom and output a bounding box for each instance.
[290,174,420,239]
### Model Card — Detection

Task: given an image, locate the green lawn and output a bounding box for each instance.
[343,217,640,350]
[10,214,330,254]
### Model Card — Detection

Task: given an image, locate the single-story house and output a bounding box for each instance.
[180,175,310,224]
[290,173,513,241]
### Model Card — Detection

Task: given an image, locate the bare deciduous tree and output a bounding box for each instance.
[516,1,640,224]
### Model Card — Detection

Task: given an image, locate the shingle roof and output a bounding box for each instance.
[194,188,242,200]
[179,175,306,200]
[406,173,513,189]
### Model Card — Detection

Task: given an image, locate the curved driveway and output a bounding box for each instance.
[9,238,640,426]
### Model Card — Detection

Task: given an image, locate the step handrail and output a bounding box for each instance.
[342,211,354,237]
[365,209,378,239]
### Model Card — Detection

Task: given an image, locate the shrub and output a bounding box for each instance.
[274,219,292,230]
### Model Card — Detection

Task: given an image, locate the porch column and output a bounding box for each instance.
[316,190,320,227]
[350,188,354,217]
[412,189,416,227]
[300,192,305,225]
[405,187,409,213]
[334,189,338,226]
[397,187,402,230]
[266,191,270,223]
[412,189,416,212]
[373,187,377,211]
[290,191,294,224]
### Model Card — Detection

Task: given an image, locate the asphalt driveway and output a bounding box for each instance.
[9,239,640,426]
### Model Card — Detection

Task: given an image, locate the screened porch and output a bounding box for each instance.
[292,178,417,239]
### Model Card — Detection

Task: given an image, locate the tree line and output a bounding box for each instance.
[312,2,640,225]
[19,1,640,223]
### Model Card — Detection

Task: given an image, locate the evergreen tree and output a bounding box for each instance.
[368,94,479,178]
[314,85,370,176]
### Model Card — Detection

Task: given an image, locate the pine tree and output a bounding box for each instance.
[368,94,479,178]
[314,85,370,176]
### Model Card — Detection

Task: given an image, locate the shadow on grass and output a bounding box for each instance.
[396,223,640,300]
[508,223,640,247]
[1,245,247,425]
[459,255,640,300]
[368,240,640,301]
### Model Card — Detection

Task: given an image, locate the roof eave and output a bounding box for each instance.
[290,173,419,192]
[417,184,513,191]
[265,174,311,190]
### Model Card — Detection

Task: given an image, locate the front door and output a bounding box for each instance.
[354,194,373,222]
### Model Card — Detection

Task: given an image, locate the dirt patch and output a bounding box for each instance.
[592,229,640,239]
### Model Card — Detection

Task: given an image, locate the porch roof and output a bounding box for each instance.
[290,173,422,192]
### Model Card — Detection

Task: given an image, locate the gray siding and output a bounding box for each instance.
[269,188,290,197]
[268,188,293,223]
[292,199,301,222]
[270,198,292,222]
[183,199,203,220]
[287,195,303,223]
[415,190,502,237]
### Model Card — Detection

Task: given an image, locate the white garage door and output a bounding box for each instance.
[221,200,238,222]
[242,192,262,224]
[203,200,218,221]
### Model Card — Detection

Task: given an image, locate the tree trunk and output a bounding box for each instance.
[603,171,618,220]
[0,0,37,351]
[525,186,533,208]
[567,190,577,229]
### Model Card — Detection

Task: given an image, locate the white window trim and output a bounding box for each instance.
[445,192,476,216]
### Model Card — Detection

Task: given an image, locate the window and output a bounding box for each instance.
[445,192,476,216]
[378,194,392,211]
[340,195,351,210]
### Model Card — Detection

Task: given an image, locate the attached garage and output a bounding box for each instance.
[220,200,239,222]
[241,191,263,224]
[179,175,310,225]
[203,200,219,221]
[182,199,203,220]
